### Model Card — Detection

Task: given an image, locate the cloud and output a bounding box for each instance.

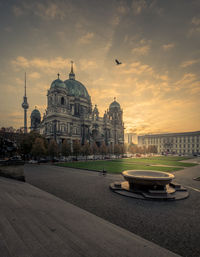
[188,16,200,36]
[78,32,94,44]
[191,16,200,26]
[180,59,199,68]
[11,56,70,73]
[4,27,12,32]
[34,2,66,20]
[12,6,23,17]
[120,61,153,75]
[162,43,175,51]
[132,0,147,15]
[131,45,150,55]
[12,2,68,20]
[29,72,41,79]
[79,59,98,71]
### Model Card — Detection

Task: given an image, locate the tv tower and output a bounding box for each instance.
[21,72,29,133]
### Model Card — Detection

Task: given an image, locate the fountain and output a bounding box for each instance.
[110,170,189,200]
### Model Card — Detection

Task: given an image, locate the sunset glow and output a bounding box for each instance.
[0,0,200,134]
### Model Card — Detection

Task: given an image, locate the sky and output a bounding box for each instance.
[0,0,200,135]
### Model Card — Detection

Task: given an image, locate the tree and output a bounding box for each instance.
[128,143,138,154]
[148,145,157,154]
[107,144,113,156]
[61,140,71,157]
[91,142,99,158]
[73,140,81,160]
[19,131,44,160]
[120,144,126,155]
[48,139,58,160]
[114,144,121,158]
[82,141,91,160]
[99,142,108,159]
[31,138,46,160]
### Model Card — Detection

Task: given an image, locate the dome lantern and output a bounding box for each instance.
[50,74,66,90]
[69,60,75,80]
[109,97,121,110]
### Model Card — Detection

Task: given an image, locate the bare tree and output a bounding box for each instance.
[62,140,71,158]
[31,137,46,161]
[48,139,58,160]
[82,141,91,160]
[91,142,99,159]
[73,140,81,160]
[99,142,108,159]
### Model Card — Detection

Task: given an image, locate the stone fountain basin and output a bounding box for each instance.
[122,170,174,187]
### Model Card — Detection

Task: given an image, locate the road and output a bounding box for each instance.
[25,163,200,257]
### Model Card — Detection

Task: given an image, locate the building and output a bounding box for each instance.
[124,133,138,144]
[138,131,200,155]
[30,62,124,149]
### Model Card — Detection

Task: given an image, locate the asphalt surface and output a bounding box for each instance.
[25,162,200,257]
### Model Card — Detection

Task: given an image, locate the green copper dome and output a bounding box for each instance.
[109,99,121,109]
[31,108,41,118]
[64,79,90,100]
[50,78,66,90]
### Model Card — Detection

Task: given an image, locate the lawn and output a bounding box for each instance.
[57,156,197,174]
[114,157,196,167]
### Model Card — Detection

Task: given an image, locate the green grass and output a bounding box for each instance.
[143,156,193,161]
[113,158,196,167]
[57,155,197,173]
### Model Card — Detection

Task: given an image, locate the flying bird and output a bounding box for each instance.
[115,59,122,65]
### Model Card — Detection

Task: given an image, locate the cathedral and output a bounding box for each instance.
[30,62,124,149]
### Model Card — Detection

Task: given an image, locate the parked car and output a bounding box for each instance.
[52,157,59,162]
[38,158,48,163]
[28,160,38,164]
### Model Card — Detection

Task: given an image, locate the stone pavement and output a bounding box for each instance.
[0,177,181,257]
[24,163,200,257]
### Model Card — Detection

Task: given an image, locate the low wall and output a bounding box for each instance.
[0,164,25,182]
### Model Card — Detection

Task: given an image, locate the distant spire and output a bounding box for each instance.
[22,72,29,133]
[71,61,74,73]
[69,60,75,80]
[25,72,26,97]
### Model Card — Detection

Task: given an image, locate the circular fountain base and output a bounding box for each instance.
[110,170,189,200]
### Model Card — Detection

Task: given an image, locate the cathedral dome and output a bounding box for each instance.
[64,79,90,101]
[31,108,41,119]
[109,98,121,110]
[50,78,66,90]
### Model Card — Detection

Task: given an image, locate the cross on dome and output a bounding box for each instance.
[57,73,60,79]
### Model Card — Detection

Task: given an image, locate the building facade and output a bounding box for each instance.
[30,62,124,149]
[138,131,200,155]
[124,133,138,145]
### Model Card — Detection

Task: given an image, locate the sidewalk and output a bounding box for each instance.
[0,177,181,257]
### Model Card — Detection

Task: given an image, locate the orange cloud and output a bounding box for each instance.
[162,43,175,51]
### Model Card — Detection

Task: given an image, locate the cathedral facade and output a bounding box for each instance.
[30,62,124,149]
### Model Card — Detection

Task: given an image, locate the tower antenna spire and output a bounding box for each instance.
[25,72,26,97]
[22,72,29,133]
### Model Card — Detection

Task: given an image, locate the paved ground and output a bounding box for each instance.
[25,163,200,257]
[0,177,181,257]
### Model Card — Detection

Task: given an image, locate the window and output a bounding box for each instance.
[61,97,65,105]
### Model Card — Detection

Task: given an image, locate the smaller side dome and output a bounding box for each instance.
[109,98,121,110]
[31,108,41,119]
[50,75,66,89]
[30,107,41,131]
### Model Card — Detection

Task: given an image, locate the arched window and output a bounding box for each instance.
[48,96,52,105]
[61,97,65,105]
